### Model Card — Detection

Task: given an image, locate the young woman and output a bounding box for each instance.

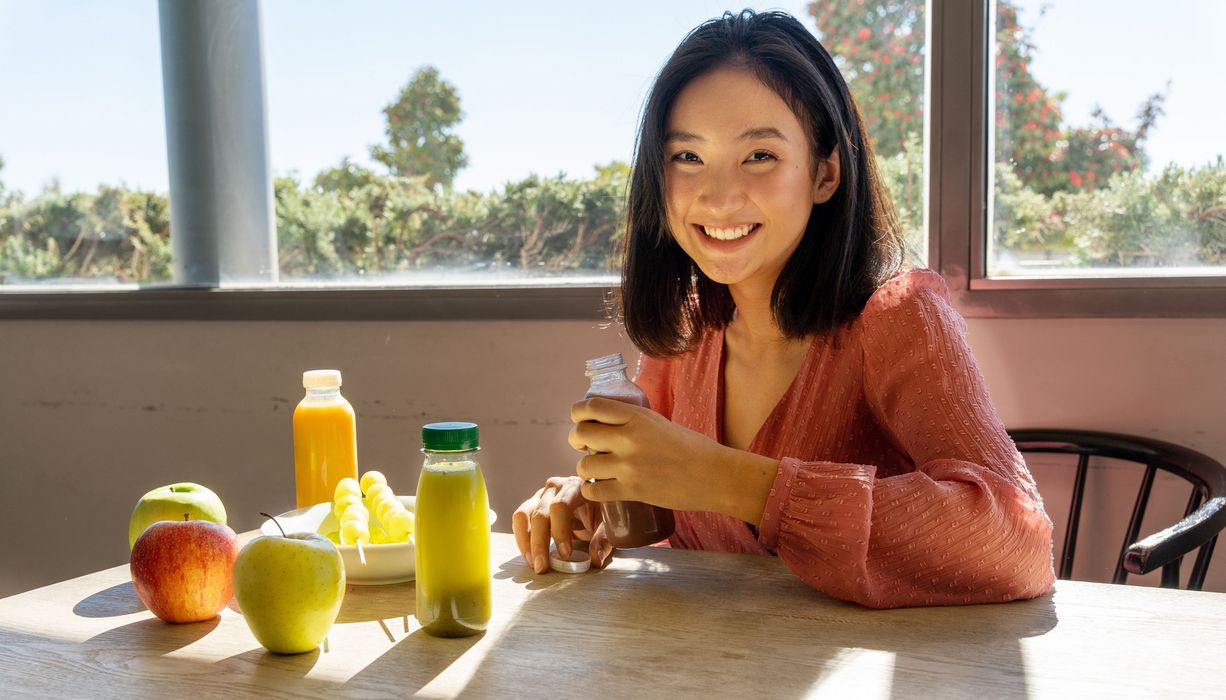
[512,10,1054,608]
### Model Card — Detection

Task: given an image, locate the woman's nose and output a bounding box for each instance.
[696,169,747,214]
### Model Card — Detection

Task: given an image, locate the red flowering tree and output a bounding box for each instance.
[808,0,1163,196]
[808,0,925,159]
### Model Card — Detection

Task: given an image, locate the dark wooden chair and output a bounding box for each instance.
[1010,429,1226,590]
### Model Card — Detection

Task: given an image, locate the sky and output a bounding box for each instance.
[0,0,1223,197]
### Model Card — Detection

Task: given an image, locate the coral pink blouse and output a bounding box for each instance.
[635,269,1055,608]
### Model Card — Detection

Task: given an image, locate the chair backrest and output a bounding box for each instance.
[1009,429,1226,590]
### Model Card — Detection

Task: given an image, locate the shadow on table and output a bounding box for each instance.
[73,580,147,617]
[493,553,586,591]
[450,551,1059,699]
[213,645,321,689]
[82,615,220,656]
[343,626,483,693]
[336,581,415,624]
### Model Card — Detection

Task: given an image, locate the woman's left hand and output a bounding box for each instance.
[569,397,774,518]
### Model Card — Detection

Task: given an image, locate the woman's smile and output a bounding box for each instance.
[697,223,762,241]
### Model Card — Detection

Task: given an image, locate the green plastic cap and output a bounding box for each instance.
[421,421,480,452]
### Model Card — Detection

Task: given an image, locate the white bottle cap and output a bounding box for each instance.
[549,544,592,573]
[302,369,342,389]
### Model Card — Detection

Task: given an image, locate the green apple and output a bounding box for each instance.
[129,483,227,550]
[233,527,346,654]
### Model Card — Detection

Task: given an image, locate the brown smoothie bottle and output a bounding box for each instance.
[583,353,676,548]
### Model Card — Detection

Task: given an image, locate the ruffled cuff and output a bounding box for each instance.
[757,458,878,554]
[757,457,801,551]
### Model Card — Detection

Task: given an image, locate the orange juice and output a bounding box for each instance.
[415,422,491,638]
[293,370,358,508]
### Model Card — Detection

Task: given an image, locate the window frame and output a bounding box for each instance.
[1,0,1222,321]
[929,0,1225,319]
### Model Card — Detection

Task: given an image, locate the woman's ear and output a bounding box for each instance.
[812,148,841,204]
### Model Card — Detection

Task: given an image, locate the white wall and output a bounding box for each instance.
[2,316,1223,597]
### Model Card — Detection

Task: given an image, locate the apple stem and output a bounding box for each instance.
[259,512,287,538]
[183,514,190,521]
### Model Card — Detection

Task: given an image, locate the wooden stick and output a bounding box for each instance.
[356,539,367,566]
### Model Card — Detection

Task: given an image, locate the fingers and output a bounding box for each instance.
[575,451,618,482]
[580,474,626,503]
[512,486,546,563]
[515,476,591,574]
[570,397,640,426]
[529,484,558,574]
[589,520,614,569]
[568,417,624,453]
[550,478,585,558]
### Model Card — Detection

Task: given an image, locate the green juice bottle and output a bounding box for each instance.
[414,421,491,638]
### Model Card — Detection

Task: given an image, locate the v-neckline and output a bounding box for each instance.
[712,325,818,452]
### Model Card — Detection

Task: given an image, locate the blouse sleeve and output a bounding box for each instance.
[756,271,1055,608]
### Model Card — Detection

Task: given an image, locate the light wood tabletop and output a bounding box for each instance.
[1,531,1223,699]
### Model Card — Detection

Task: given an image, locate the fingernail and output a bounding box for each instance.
[559,540,572,558]
[534,554,548,573]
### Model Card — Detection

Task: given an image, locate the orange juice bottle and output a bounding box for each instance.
[293,369,358,508]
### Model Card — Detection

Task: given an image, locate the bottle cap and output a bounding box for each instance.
[549,544,592,574]
[421,421,479,452]
[303,369,342,388]
[584,352,627,377]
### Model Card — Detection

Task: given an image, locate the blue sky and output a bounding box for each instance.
[0,1,1222,197]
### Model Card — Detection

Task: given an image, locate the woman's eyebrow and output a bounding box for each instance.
[664,127,788,143]
[665,130,703,143]
[738,126,788,142]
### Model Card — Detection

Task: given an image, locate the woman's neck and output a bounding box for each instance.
[726,280,798,351]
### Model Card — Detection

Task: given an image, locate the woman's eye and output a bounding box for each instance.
[671,151,701,163]
[747,151,776,162]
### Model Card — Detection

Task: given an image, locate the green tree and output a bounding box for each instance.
[0,185,171,283]
[313,157,380,193]
[274,162,629,278]
[370,66,467,187]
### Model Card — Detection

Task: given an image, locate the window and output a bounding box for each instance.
[1,1,1220,318]
[928,1,1224,317]
[0,2,171,288]
[989,1,1226,280]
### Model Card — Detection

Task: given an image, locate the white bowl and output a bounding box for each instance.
[262,495,497,585]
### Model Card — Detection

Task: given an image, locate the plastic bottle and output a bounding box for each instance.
[415,421,491,638]
[292,369,359,508]
[583,353,675,548]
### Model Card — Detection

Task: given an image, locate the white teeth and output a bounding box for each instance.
[702,224,756,240]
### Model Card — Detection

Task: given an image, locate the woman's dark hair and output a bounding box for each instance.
[620,9,906,357]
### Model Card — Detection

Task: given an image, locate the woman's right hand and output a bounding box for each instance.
[512,475,612,574]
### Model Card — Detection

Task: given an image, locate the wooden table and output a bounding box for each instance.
[1,532,1223,699]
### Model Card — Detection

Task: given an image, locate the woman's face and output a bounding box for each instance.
[663,66,835,293]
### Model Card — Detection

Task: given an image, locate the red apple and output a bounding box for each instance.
[130,517,238,623]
